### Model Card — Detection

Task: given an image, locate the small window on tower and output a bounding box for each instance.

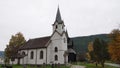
[56,25,58,29]
[55,47,58,52]
[62,26,64,29]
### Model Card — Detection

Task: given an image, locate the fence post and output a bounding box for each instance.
[43,63,46,68]
[51,64,54,68]
[58,63,60,68]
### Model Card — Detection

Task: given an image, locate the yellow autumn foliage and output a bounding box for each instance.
[108,29,120,63]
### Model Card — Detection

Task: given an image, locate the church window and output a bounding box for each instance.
[22,51,25,55]
[55,55,58,61]
[62,26,64,29]
[30,51,34,59]
[55,47,58,52]
[40,51,43,59]
[56,25,58,29]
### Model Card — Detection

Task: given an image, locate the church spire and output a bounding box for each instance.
[55,7,62,23]
[52,7,65,34]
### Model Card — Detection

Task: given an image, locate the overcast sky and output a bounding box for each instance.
[0,0,120,51]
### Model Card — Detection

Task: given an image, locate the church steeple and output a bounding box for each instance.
[55,7,62,23]
[53,7,65,34]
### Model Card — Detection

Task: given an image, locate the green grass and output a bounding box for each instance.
[73,62,119,68]
[0,64,70,68]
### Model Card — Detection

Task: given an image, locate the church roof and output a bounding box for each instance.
[55,7,63,23]
[19,36,51,50]
[67,48,76,54]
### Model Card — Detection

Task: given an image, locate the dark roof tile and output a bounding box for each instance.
[19,36,51,50]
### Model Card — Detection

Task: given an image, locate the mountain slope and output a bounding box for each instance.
[0,51,4,58]
[71,34,110,54]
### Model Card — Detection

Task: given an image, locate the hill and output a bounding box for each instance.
[71,34,110,54]
[0,51,4,58]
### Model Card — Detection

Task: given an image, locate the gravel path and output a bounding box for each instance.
[105,63,120,67]
[71,65,85,68]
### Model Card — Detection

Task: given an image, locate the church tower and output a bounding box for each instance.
[47,7,68,64]
[53,7,65,34]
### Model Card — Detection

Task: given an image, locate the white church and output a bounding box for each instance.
[10,8,76,65]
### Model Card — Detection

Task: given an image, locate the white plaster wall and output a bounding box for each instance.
[26,49,36,64]
[20,48,46,65]
[36,48,46,64]
[53,22,58,31]
[0,58,4,64]
[47,42,53,64]
[47,32,67,64]
[10,59,18,64]
[62,33,68,63]
[61,33,68,50]
[53,22,65,34]
[20,50,28,64]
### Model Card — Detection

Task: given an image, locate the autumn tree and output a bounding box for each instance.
[92,38,108,68]
[5,32,26,64]
[86,42,94,61]
[108,29,120,64]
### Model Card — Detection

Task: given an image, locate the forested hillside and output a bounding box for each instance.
[0,51,4,58]
[71,34,110,54]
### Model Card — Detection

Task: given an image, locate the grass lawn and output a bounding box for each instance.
[73,62,119,68]
[0,64,70,68]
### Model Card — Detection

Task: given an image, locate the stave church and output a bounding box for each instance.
[10,7,76,65]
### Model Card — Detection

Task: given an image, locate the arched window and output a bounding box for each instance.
[30,51,34,59]
[22,51,25,55]
[55,55,58,61]
[56,25,58,29]
[55,47,58,52]
[40,51,43,59]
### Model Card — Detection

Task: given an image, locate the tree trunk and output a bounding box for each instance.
[101,62,104,68]
[17,58,20,65]
[101,60,105,68]
[95,61,98,67]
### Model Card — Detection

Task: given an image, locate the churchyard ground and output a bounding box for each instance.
[0,64,70,68]
[72,62,120,68]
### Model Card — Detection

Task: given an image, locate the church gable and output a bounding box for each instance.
[51,30,67,40]
[51,31,62,40]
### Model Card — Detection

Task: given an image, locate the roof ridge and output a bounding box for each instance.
[30,36,51,40]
